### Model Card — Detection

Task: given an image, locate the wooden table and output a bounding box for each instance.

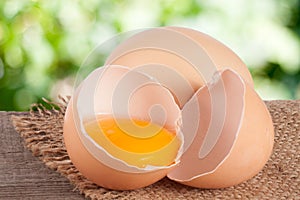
[0,112,84,200]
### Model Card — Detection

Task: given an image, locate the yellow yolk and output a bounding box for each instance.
[84,116,180,168]
[100,118,176,153]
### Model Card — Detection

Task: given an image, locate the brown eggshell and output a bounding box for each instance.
[167,69,274,188]
[105,27,253,107]
[63,98,173,190]
[105,28,219,107]
[166,26,254,86]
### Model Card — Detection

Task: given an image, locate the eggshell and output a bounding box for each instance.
[105,27,253,106]
[166,26,254,86]
[167,69,274,188]
[64,65,183,190]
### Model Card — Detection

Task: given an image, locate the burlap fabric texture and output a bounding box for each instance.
[12,98,300,200]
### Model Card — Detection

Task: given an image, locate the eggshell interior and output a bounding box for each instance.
[130,64,194,108]
[167,69,274,188]
[168,69,244,180]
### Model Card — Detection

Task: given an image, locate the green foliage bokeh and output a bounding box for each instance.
[0,0,299,111]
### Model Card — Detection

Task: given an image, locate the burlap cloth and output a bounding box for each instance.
[11,98,300,200]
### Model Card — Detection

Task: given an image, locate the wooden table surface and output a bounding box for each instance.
[0,112,84,200]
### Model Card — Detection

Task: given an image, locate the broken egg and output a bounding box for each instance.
[64,66,184,190]
[63,27,274,190]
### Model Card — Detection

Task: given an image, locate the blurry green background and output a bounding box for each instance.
[0,0,299,111]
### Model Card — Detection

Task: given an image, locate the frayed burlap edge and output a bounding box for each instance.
[11,98,300,200]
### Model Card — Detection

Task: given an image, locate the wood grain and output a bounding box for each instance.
[0,112,84,200]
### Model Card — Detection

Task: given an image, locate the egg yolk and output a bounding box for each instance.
[84,116,180,168]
